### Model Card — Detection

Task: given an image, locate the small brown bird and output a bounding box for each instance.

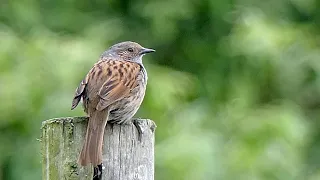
[71,41,155,168]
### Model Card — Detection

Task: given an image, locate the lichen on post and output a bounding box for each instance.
[41,117,156,180]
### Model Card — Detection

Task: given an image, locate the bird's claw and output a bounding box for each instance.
[133,119,144,142]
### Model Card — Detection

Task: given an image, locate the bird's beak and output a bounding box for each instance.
[140,48,155,55]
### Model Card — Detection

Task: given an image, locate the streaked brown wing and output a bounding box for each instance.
[96,60,141,111]
[71,74,89,110]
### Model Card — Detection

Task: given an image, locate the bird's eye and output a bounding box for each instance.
[128,48,134,52]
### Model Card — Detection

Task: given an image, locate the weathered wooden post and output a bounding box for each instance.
[41,117,156,180]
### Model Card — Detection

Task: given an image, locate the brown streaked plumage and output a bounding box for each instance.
[71,41,155,168]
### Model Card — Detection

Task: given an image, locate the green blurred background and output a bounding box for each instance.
[1,0,320,179]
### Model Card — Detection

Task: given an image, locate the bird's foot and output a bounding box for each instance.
[133,119,144,142]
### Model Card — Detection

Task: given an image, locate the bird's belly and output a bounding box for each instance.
[108,85,146,124]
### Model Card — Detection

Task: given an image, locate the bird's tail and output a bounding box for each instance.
[78,109,109,167]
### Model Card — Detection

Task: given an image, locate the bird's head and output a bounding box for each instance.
[105,41,155,64]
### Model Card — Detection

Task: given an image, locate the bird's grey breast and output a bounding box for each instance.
[108,67,147,124]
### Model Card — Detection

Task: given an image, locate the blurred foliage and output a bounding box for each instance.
[0,0,320,179]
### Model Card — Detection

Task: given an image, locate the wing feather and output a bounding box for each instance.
[96,60,140,111]
[71,58,141,111]
[71,75,89,110]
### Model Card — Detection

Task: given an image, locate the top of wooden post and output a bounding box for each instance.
[41,117,156,180]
